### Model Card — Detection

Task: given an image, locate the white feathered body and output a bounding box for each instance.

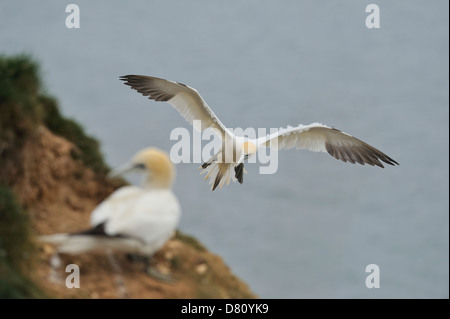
[41,186,181,256]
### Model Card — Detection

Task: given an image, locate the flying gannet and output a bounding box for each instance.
[120,75,399,191]
[40,147,181,276]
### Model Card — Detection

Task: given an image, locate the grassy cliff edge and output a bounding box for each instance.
[0,55,256,299]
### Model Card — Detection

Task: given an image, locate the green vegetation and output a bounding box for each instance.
[0,54,43,149]
[0,54,112,297]
[40,95,109,175]
[0,54,109,175]
[0,184,45,298]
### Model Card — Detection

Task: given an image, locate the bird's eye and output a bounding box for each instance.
[244,154,250,160]
[134,163,146,170]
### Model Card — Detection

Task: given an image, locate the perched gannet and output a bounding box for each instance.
[120,75,399,191]
[40,148,181,275]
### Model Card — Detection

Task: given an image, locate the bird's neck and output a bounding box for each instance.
[142,175,173,190]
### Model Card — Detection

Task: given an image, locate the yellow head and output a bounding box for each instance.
[242,141,257,156]
[132,148,175,189]
[110,148,175,189]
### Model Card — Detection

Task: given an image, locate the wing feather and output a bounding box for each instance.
[261,123,398,168]
[120,75,230,137]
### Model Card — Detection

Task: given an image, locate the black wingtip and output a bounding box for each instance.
[119,75,131,85]
[387,157,399,166]
[119,75,142,84]
[378,155,399,168]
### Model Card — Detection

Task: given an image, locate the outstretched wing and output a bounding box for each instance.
[260,123,398,168]
[120,75,232,138]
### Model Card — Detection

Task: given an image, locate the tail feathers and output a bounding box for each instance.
[200,162,235,191]
[39,233,142,255]
[39,233,71,245]
[39,233,101,254]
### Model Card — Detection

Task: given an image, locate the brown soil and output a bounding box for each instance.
[12,126,256,299]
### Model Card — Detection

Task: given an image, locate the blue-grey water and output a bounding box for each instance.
[1,1,448,298]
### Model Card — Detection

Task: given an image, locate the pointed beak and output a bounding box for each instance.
[107,162,136,178]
